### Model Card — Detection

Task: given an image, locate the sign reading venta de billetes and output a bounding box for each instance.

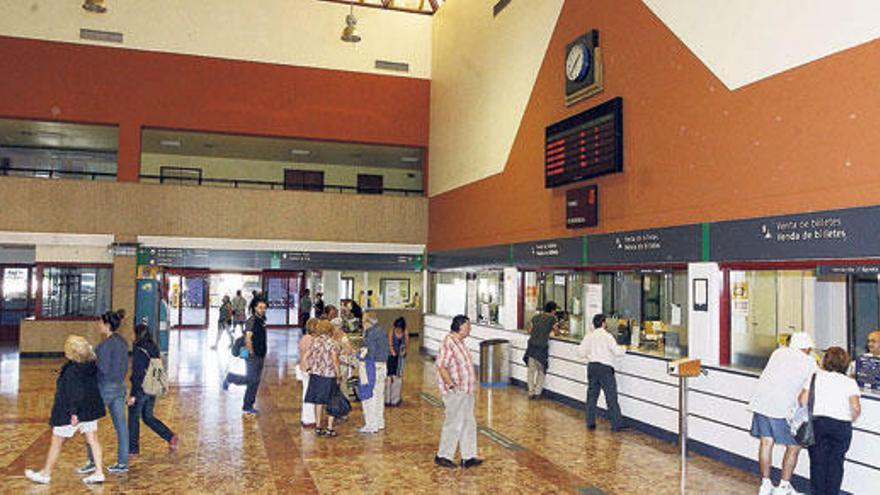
[710,205,880,261]
[587,224,702,265]
[512,236,584,267]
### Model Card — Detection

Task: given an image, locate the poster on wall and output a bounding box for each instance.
[381,279,410,308]
[584,283,603,331]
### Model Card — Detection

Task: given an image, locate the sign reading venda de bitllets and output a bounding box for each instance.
[512,236,585,267]
[710,205,880,261]
[587,224,702,265]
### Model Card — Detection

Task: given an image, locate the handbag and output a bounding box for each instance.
[793,373,816,447]
[327,382,351,418]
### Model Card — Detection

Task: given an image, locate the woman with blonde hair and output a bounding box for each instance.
[25,335,106,484]
[298,317,319,427]
[305,319,341,437]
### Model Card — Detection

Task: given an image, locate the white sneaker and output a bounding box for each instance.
[24,469,50,484]
[83,472,105,484]
[771,484,803,495]
[358,426,377,434]
[758,479,774,495]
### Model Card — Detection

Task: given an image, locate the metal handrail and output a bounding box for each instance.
[0,166,116,181]
[138,173,425,196]
[0,167,425,197]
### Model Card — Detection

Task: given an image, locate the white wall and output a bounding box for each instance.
[641,0,880,89]
[0,0,431,79]
[429,0,563,195]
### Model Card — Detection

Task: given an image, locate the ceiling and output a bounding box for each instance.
[318,0,443,15]
[141,129,424,170]
[0,119,118,152]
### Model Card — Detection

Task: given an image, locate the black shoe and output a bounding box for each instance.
[611,425,630,432]
[586,424,596,431]
[461,458,483,469]
[434,456,457,468]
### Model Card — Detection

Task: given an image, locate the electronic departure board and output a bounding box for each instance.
[545,97,623,188]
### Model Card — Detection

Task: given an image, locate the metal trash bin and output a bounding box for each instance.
[479,339,510,387]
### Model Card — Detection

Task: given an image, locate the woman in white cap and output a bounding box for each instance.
[749,332,818,495]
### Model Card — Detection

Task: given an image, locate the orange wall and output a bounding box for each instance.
[428,0,880,251]
[0,36,430,181]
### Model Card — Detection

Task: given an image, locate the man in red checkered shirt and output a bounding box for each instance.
[434,315,483,469]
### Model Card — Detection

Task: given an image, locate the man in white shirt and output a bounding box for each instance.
[749,332,818,495]
[577,314,627,432]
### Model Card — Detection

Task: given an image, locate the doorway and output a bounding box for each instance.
[165,271,210,329]
[262,271,305,328]
[0,265,35,342]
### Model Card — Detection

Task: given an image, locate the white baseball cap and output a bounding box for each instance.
[788,332,814,350]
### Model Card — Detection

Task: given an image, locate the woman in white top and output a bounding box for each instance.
[800,346,862,495]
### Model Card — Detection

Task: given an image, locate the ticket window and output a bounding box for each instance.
[728,270,846,370]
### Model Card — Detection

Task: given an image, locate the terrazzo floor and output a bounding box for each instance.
[0,328,758,494]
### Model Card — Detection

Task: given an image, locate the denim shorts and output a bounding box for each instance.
[750,412,797,445]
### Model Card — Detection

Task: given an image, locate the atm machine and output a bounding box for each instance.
[135,279,169,353]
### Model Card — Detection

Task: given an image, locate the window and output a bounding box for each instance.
[357,174,383,195]
[729,270,843,370]
[39,266,112,319]
[431,272,467,317]
[476,271,503,326]
[284,169,324,192]
[380,278,411,308]
[341,277,355,300]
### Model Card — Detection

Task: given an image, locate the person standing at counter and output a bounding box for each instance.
[434,315,482,469]
[749,332,817,495]
[524,302,559,400]
[360,312,389,433]
[577,314,627,432]
[804,347,861,495]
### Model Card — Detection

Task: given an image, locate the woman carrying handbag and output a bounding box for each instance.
[800,347,862,495]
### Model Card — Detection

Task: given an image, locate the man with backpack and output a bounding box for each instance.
[224,298,268,415]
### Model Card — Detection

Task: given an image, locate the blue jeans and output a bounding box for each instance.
[88,381,129,465]
[128,392,174,454]
[226,357,265,410]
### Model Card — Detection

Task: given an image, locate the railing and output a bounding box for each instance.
[0,166,116,181]
[138,174,425,197]
[0,167,425,197]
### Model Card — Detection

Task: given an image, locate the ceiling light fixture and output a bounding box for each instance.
[159,139,182,148]
[400,156,420,163]
[290,149,311,156]
[341,4,362,43]
[82,0,107,13]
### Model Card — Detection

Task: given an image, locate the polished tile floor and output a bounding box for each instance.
[0,329,757,494]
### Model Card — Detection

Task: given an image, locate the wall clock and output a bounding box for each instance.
[565,29,603,106]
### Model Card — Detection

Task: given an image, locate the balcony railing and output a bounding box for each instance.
[139,174,424,197]
[0,167,424,197]
[0,166,116,181]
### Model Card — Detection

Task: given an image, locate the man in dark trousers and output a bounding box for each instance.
[523,301,559,399]
[577,313,627,431]
[223,298,268,415]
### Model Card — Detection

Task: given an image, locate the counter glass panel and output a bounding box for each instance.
[430,271,468,317]
[476,270,503,326]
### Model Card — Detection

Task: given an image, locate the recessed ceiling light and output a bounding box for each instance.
[290,149,311,156]
[203,143,215,149]
[160,139,182,148]
[400,156,420,163]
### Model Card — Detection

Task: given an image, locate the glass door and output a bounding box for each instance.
[262,272,304,328]
[1,266,34,342]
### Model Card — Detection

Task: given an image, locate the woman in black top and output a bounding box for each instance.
[25,335,106,485]
[128,323,178,455]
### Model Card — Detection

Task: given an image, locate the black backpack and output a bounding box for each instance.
[231,336,244,357]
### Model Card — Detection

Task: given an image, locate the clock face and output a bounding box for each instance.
[566,43,590,82]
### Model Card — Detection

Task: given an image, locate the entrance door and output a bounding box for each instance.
[0,266,35,342]
[262,272,304,328]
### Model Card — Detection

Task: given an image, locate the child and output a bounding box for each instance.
[25,335,106,484]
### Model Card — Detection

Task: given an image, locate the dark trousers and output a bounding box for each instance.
[128,392,174,453]
[227,356,265,410]
[808,416,852,495]
[586,362,623,429]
